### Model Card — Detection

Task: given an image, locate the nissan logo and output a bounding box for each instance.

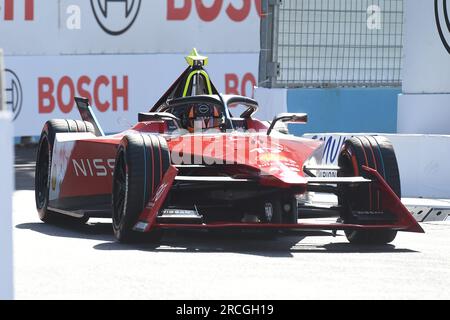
[5,69,23,121]
[91,0,142,36]
[435,0,450,54]
[198,104,210,114]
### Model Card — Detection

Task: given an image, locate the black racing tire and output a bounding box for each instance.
[35,119,96,224]
[338,136,400,245]
[112,134,171,243]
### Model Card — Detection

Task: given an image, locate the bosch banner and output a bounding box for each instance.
[5,53,258,136]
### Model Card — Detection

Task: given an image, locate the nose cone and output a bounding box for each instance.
[166,133,322,187]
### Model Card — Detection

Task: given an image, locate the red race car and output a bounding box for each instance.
[35,49,423,244]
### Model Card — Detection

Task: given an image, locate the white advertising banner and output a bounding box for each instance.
[403,0,450,94]
[4,53,259,136]
[0,0,261,55]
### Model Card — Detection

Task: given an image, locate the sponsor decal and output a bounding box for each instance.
[72,158,115,177]
[167,0,263,22]
[133,221,148,232]
[38,75,128,114]
[225,72,256,98]
[198,104,210,114]
[435,0,450,54]
[321,136,348,165]
[2,0,34,21]
[147,182,169,209]
[311,135,349,165]
[258,152,287,163]
[311,135,350,177]
[90,0,141,35]
[5,69,23,121]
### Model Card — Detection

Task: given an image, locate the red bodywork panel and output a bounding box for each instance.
[57,130,320,199]
[59,140,118,198]
[165,133,320,187]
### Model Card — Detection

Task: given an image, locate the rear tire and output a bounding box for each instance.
[338,136,400,245]
[35,119,96,224]
[112,134,170,243]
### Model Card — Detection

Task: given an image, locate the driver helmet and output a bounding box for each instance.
[187,104,222,132]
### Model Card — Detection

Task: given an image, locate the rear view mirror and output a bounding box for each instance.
[267,113,308,135]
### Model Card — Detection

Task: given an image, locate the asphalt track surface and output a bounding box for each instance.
[13,146,450,299]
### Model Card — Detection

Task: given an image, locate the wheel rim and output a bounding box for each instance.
[36,137,50,209]
[113,149,127,228]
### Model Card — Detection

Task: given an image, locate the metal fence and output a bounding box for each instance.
[260,0,403,88]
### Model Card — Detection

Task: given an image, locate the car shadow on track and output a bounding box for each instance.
[94,230,418,257]
[16,221,114,242]
[16,222,418,257]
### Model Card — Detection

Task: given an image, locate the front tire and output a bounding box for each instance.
[35,119,96,224]
[338,136,400,245]
[112,134,170,243]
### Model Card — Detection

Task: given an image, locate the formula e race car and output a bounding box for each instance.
[35,49,424,244]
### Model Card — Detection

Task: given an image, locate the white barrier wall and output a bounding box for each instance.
[303,133,450,199]
[402,0,450,94]
[0,112,13,300]
[399,0,450,134]
[253,87,287,121]
[1,1,261,136]
[398,94,450,134]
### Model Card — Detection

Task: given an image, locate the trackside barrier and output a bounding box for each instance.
[0,49,4,111]
[253,87,288,121]
[7,53,259,137]
[398,1,450,135]
[303,133,450,199]
[0,49,14,300]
